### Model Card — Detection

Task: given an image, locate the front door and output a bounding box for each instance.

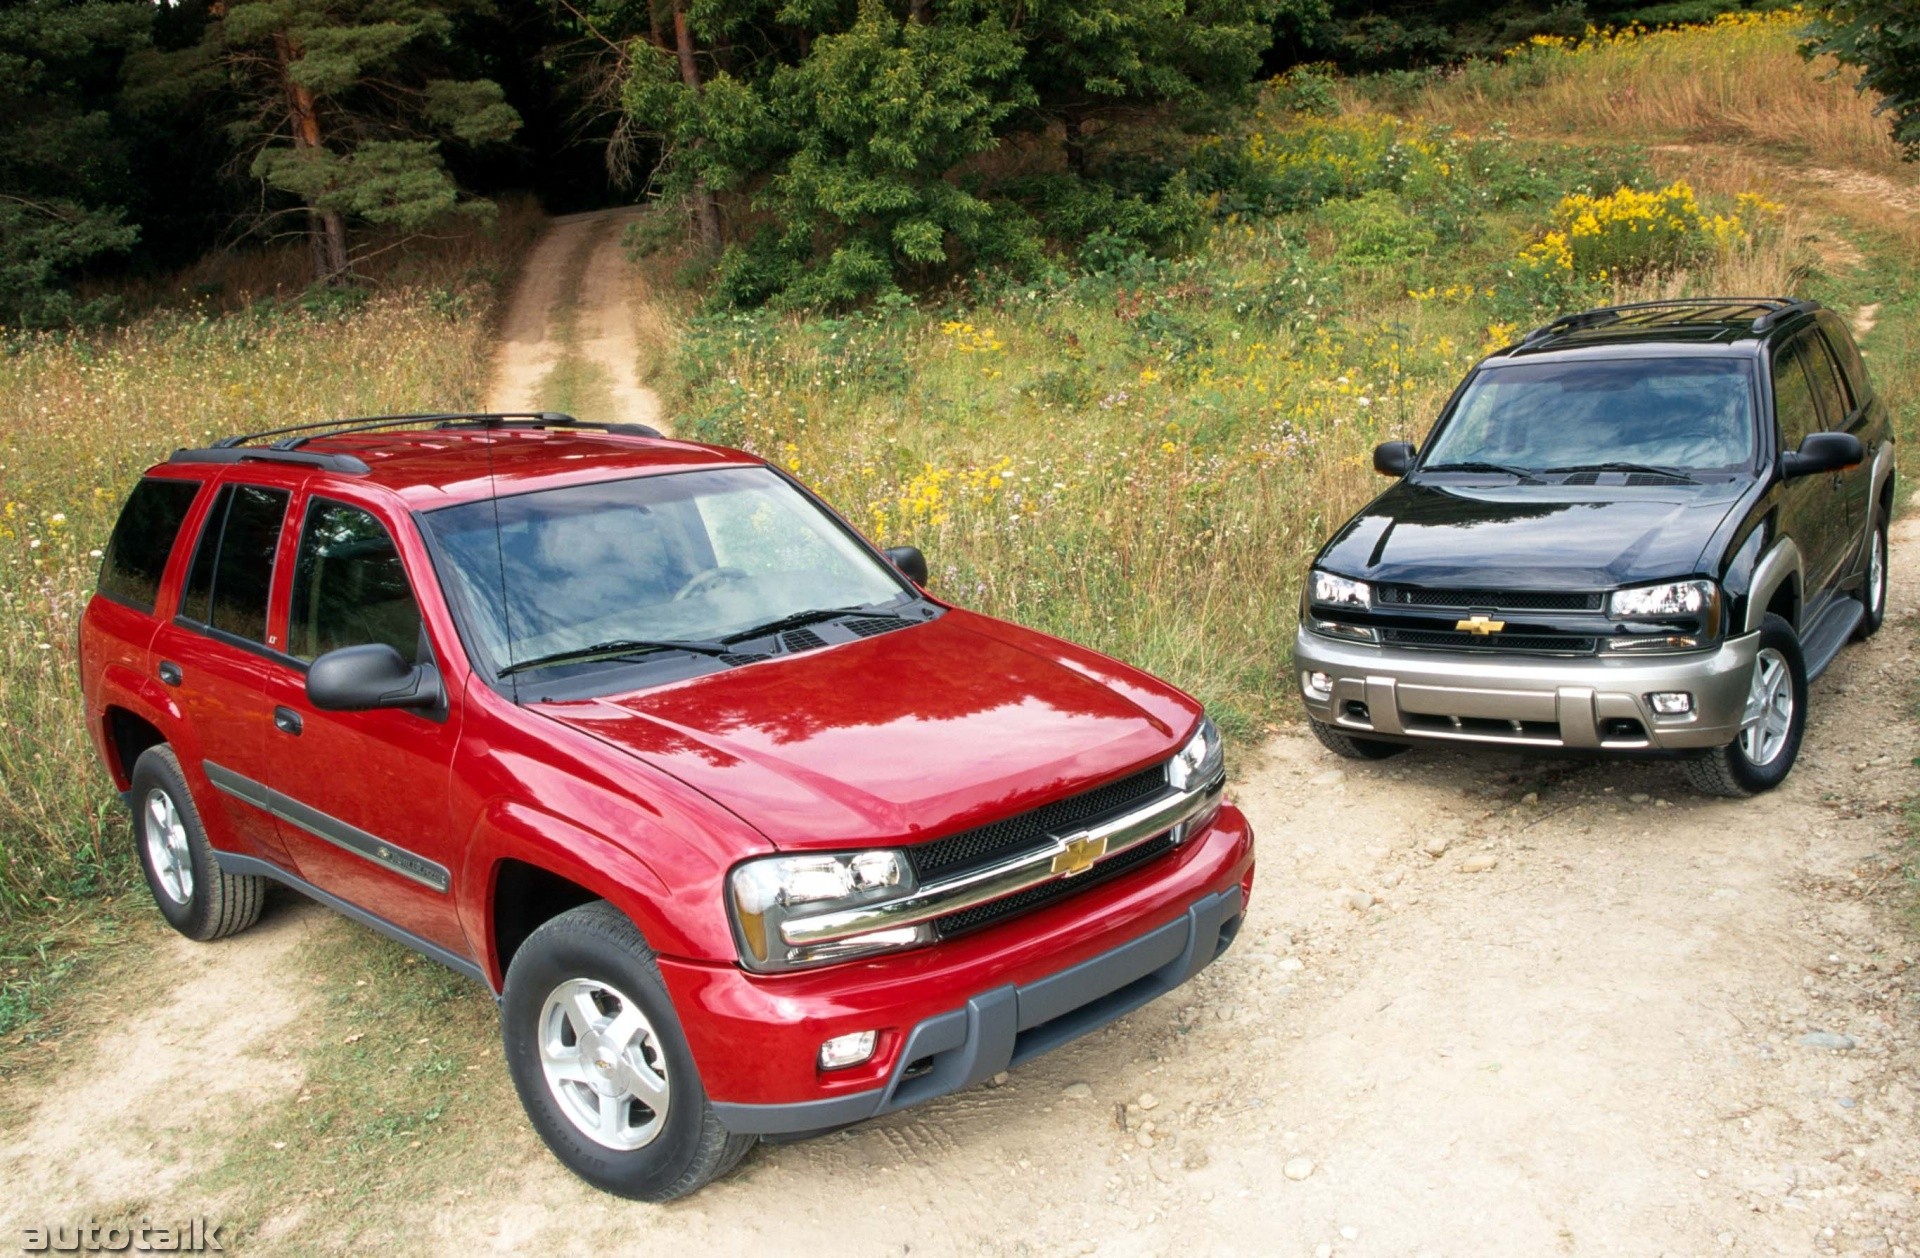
[151,479,298,867]
[1770,335,1846,610]
[258,492,470,958]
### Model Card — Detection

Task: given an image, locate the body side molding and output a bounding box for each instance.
[203,760,452,893]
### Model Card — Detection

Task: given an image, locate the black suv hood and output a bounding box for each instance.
[1317,478,1746,589]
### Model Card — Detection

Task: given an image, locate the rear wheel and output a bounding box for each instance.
[1853,506,1889,640]
[1682,614,1807,798]
[501,900,754,1201]
[1308,717,1407,761]
[130,746,267,941]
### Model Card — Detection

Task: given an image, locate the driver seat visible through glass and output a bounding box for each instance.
[290,499,424,664]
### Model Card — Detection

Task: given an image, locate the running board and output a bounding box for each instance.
[1801,594,1864,683]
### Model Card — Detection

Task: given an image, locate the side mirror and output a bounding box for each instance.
[307,644,444,712]
[884,545,929,587]
[1781,431,1864,479]
[1373,441,1415,477]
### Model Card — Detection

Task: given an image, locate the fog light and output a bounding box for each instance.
[1303,670,1333,700]
[1649,691,1693,716]
[818,1030,877,1071]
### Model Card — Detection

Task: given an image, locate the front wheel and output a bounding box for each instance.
[1682,613,1808,798]
[501,900,754,1201]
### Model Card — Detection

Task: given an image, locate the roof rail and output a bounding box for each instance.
[1520,297,1817,346]
[167,447,372,475]
[211,411,664,451]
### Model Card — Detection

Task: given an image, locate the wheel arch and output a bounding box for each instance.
[1745,538,1804,634]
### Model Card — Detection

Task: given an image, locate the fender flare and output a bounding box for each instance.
[1745,537,1804,635]
[460,798,685,990]
[96,665,191,788]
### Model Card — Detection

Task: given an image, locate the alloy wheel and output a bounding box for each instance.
[1738,647,1794,768]
[144,788,194,904]
[1869,528,1886,620]
[538,978,671,1150]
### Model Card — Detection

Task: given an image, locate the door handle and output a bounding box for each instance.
[158,661,182,687]
[273,706,304,736]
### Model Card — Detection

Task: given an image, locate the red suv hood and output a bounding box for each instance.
[530,610,1198,850]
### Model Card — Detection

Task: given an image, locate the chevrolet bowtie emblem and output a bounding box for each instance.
[1052,833,1109,877]
[1455,615,1506,635]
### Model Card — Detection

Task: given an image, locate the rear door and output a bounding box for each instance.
[150,478,299,866]
[256,490,470,957]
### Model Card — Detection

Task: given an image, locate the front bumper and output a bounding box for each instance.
[657,804,1254,1133]
[1294,625,1760,752]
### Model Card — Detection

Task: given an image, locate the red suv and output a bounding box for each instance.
[80,413,1254,1200]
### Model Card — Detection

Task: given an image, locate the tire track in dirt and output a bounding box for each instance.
[486,207,665,433]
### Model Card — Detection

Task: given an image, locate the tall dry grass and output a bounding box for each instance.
[0,224,532,926]
[1405,12,1902,173]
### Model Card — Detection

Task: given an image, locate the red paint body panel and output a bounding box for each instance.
[79,426,1254,1115]
[659,805,1253,1105]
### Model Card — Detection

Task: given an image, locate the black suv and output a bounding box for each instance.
[1296,298,1893,797]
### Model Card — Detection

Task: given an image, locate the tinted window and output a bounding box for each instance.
[1798,336,1851,428]
[290,500,422,664]
[1817,314,1871,407]
[97,478,202,612]
[1423,358,1756,472]
[182,483,289,644]
[1772,346,1818,449]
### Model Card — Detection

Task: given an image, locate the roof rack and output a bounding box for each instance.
[1520,297,1819,346]
[169,411,668,476]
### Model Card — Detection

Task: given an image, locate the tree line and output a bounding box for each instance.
[0,0,1891,324]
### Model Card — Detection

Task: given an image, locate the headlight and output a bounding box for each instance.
[729,851,929,972]
[1169,716,1225,792]
[1310,569,1371,609]
[1609,579,1718,620]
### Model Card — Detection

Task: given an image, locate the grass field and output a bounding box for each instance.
[0,211,538,1030]
[5,12,1920,1052]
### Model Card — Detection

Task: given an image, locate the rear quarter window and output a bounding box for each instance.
[97,478,204,612]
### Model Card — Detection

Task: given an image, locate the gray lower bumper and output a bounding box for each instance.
[711,886,1244,1137]
[1294,626,1761,752]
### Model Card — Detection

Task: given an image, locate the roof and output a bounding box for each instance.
[1492,297,1819,364]
[164,416,759,508]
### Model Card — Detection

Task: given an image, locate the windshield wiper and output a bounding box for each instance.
[499,637,735,677]
[1539,461,1700,484]
[720,604,910,644]
[1419,460,1542,483]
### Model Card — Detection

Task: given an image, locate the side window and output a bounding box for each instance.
[179,483,291,645]
[97,477,202,612]
[1771,344,1818,451]
[1817,318,1870,412]
[1799,336,1851,428]
[289,499,423,664]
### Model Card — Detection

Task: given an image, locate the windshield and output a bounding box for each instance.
[424,467,910,677]
[1421,358,1757,474]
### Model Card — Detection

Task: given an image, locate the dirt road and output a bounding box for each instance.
[1,212,1915,1256]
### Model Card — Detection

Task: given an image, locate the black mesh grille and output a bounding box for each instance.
[780,628,827,653]
[1377,585,1602,612]
[1382,627,1598,654]
[932,834,1177,940]
[846,616,914,639]
[905,765,1168,881]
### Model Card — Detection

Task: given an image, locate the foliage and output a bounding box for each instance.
[1804,0,1920,158]
[127,0,522,282]
[0,0,150,326]
[621,0,1319,308]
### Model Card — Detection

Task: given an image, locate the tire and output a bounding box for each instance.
[129,745,268,941]
[1682,613,1808,798]
[1853,505,1889,640]
[1308,717,1407,761]
[501,900,754,1201]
